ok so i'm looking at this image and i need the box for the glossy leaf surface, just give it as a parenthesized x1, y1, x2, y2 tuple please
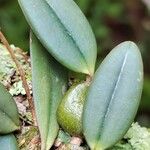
(0, 83, 20, 134)
(57, 82, 88, 136)
(0, 134, 19, 150)
(30, 33, 68, 150)
(83, 41, 143, 150)
(18, 0, 97, 75)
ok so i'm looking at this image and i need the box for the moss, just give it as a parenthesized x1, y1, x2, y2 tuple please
(111, 123, 150, 150)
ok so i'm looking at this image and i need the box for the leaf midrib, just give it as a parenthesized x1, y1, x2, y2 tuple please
(95, 51, 129, 149)
(44, 0, 89, 73)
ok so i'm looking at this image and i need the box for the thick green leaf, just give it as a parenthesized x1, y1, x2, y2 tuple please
(18, 0, 97, 75)
(83, 41, 143, 150)
(0, 134, 19, 150)
(0, 83, 20, 134)
(30, 33, 68, 150)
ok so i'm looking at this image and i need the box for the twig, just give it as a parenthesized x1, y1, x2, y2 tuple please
(0, 31, 36, 125)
